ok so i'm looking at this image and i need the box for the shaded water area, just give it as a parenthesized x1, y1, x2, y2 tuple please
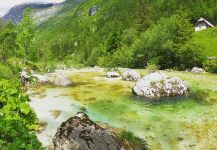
(28, 69, 217, 150)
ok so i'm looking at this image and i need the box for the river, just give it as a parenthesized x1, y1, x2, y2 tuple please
(28, 68, 217, 149)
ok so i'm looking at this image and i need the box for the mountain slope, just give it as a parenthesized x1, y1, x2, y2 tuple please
(191, 27, 217, 57)
(34, 0, 217, 66)
(3, 2, 62, 24)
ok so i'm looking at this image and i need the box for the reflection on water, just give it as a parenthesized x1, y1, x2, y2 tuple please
(29, 70, 217, 149)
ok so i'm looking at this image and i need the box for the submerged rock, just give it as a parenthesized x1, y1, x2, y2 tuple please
(53, 112, 125, 150)
(106, 71, 120, 78)
(191, 67, 205, 73)
(133, 72, 189, 99)
(122, 69, 141, 81)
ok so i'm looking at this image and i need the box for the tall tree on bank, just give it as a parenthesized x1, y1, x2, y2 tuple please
(135, 0, 152, 31)
(16, 8, 36, 61)
(0, 22, 18, 62)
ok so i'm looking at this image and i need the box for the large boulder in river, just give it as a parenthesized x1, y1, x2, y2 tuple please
(122, 69, 141, 81)
(133, 72, 189, 99)
(106, 71, 120, 78)
(53, 112, 125, 150)
(191, 67, 205, 73)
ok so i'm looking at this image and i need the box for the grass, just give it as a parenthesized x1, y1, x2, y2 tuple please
(191, 27, 217, 57)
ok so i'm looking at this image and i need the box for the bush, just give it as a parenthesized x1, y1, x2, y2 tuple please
(35, 61, 57, 73)
(0, 80, 42, 149)
(98, 48, 133, 68)
(0, 63, 14, 79)
(146, 58, 160, 72)
(203, 59, 217, 73)
(178, 43, 205, 70)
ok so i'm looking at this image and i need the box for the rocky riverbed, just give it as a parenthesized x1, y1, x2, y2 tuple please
(28, 68, 217, 149)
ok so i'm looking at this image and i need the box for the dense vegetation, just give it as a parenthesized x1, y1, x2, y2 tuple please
(34, 0, 217, 70)
(0, 10, 42, 149)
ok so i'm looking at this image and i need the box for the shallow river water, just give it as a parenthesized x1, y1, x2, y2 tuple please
(28, 69, 217, 150)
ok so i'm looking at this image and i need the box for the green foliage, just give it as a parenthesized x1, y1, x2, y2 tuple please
(98, 47, 133, 68)
(203, 59, 217, 73)
(106, 32, 121, 54)
(132, 14, 203, 69)
(146, 58, 160, 72)
(0, 15, 42, 148)
(0, 80, 42, 149)
(190, 27, 217, 57)
(33, 0, 217, 69)
(178, 43, 205, 69)
(0, 63, 14, 79)
(0, 22, 18, 62)
(16, 8, 36, 61)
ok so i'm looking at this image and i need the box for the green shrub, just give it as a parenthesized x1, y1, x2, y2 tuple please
(0, 63, 14, 79)
(0, 80, 42, 149)
(203, 59, 217, 73)
(146, 58, 160, 72)
(98, 48, 133, 68)
(35, 61, 57, 73)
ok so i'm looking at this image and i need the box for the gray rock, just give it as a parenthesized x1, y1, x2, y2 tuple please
(106, 71, 120, 78)
(32, 72, 72, 86)
(89, 6, 99, 16)
(133, 72, 189, 99)
(53, 112, 125, 150)
(191, 67, 205, 73)
(122, 69, 141, 81)
(31, 74, 50, 83)
(54, 73, 72, 86)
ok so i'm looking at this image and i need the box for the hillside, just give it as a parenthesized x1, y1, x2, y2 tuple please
(2, 3, 58, 24)
(31, 0, 217, 70)
(191, 27, 217, 57)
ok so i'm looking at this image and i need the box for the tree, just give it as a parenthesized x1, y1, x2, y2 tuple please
(16, 8, 36, 60)
(132, 14, 200, 69)
(106, 32, 121, 54)
(0, 22, 18, 62)
(135, 0, 152, 31)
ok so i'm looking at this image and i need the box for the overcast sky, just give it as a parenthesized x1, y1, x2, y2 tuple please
(0, 0, 65, 16)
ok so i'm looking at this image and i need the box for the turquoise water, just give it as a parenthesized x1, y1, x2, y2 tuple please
(29, 70, 217, 149)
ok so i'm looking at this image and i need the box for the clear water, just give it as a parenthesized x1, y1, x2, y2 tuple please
(28, 69, 217, 149)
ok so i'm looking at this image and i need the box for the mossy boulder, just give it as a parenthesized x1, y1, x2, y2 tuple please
(133, 72, 189, 99)
(53, 112, 125, 150)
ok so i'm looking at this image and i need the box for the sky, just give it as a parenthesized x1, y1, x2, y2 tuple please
(0, 0, 65, 16)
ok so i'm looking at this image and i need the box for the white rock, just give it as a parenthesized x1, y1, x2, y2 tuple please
(133, 72, 188, 99)
(32, 72, 72, 86)
(122, 69, 141, 81)
(191, 67, 204, 73)
(32, 74, 50, 83)
(106, 71, 120, 78)
(54, 73, 72, 86)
